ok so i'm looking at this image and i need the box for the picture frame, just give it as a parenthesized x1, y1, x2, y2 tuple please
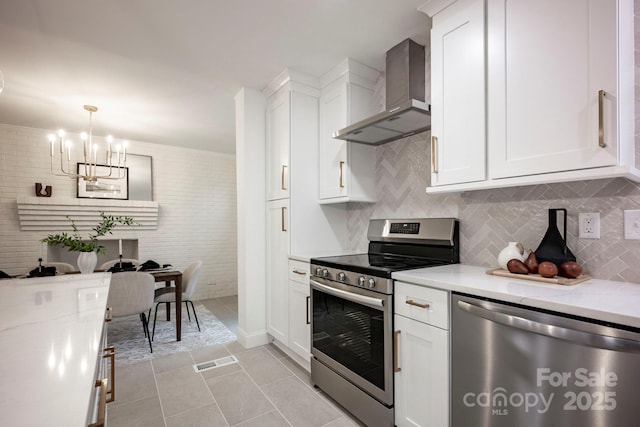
(77, 163, 129, 200)
(126, 154, 153, 201)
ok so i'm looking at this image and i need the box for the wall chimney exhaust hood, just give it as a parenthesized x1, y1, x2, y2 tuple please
(333, 38, 430, 146)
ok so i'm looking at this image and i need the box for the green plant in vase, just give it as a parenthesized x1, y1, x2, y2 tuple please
(42, 212, 136, 273)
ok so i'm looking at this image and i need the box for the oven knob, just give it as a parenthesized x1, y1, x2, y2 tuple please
(315, 267, 322, 276)
(367, 278, 376, 289)
(337, 272, 346, 282)
(322, 269, 329, 278)
(358, 276, 366, 287)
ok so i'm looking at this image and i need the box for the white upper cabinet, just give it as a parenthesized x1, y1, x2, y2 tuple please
(318, 59, 380, 203)
(266, 87, 290, 201)
(430, 0, 486, 186)
(422, 0, 637, 193)
(488, 0, 617, 178)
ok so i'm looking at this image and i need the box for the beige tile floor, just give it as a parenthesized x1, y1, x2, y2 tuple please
(106, 296, 363, 427)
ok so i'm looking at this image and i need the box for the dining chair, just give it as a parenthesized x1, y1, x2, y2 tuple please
(151, 260, 202, 340)
(106, 271, 155, 352)
(24, 262, 75, 275)
(99, 258, 141, 271)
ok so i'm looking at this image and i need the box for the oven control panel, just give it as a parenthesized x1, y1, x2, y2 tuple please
(311, 264, 393, 295)
(389, 222, 420, 234)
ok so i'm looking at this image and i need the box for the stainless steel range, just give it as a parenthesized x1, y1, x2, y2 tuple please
(310, 218, 459, 427)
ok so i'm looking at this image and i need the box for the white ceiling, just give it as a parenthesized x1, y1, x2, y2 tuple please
(0, 0, 429, 154)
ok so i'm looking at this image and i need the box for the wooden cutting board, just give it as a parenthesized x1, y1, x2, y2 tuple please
(486, 268, 592, 286)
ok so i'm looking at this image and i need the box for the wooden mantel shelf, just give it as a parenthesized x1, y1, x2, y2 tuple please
(17, 196, 159, 231)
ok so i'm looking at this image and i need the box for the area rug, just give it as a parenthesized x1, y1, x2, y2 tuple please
(108, 303, 236, 366)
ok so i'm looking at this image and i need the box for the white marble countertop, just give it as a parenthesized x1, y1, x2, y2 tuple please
(0, 273, 111, 426)
(392, 265, 640, 328)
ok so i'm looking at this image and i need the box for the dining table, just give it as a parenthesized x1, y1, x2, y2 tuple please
(148, 269, 183, 341)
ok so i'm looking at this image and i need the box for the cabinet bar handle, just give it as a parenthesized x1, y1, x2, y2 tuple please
(405, 299, 430, 309)
(292, 269, 307, 276)
(281, 207, 287, 232)
(89, 378, 108, 427)
(394, 330, 401, 373)
(306, 296, 311, 325)
(281, 165, 287, 190)
(598, 90, 606, 148)
(339, 161, 345, 188)
(103, 346, 115, 403)
(105, 307, 112, 322)
(431, 136, 438, 173)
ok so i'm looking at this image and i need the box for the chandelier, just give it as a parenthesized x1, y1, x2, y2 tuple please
(49, 105, 127, 182)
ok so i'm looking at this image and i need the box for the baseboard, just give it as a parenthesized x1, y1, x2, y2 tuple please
(236, 327, 270, 348)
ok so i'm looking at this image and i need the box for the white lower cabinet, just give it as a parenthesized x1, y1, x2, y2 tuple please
(394, 282, 449, 427)
(288, 259, 310, 361)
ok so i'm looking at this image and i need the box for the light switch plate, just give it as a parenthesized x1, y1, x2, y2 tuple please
(624, 210, 640, 240)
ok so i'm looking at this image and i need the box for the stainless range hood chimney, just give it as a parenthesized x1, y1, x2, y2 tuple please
(333, 38, 430, 146)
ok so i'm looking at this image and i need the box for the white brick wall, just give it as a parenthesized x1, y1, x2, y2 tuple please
(0, 124, 237, 300)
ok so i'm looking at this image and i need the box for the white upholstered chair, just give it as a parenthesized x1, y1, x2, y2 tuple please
(152, 260, 202, 340)
(107, 271, 156, 352)
(99, 258, 141, 271)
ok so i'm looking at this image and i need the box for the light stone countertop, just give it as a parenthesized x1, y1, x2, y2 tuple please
(392, 264, 640, 329)
(289, 250, 361, 264)
(0, 272, 111, 426)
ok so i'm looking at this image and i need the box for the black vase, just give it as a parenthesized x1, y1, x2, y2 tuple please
(534, 208, 576, 268)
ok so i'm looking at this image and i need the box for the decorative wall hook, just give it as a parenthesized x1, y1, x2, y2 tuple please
(35, 183, 52, 197)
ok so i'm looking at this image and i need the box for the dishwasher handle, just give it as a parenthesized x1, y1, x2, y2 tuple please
(457, 300, 640, 354)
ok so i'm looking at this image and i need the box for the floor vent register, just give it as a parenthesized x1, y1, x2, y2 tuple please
(193, 355, 239, 373)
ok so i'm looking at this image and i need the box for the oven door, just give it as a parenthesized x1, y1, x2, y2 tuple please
(310, 278, 393, 406)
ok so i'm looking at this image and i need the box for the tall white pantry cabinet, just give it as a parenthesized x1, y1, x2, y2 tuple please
(264, 69, 347, 362)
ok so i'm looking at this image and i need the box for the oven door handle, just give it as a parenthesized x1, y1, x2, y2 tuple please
(310, 279, 385, 309)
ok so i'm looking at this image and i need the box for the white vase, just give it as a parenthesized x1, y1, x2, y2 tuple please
(77, 251, 98, 274)
(497, 242, 524, 269)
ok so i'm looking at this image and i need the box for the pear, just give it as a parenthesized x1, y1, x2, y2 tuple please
(524, 250, 539, 274)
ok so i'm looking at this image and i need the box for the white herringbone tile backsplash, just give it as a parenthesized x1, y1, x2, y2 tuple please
(346, 132, 640, 284)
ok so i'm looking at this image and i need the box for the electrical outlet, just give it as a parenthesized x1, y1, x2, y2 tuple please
(624, 210, 640, 240)
(579, 212, 600, 239)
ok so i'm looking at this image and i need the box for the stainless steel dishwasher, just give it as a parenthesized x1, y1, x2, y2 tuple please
(451, 293, 640, 426)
